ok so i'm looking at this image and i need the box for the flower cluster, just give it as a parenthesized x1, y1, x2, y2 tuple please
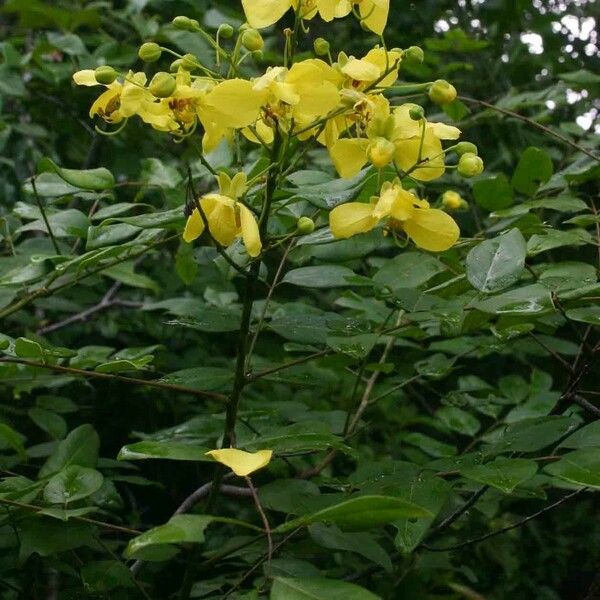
(73, 0, 483, 258)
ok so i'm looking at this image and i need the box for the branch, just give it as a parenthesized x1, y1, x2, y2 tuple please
(0, 357, 227, 401)
(421, 488, 585, 552)
(245, 476, 273, 575)
(458, 95, 600, 163)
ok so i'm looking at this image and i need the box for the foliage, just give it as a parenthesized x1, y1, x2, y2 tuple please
(0, 1, 599, 599)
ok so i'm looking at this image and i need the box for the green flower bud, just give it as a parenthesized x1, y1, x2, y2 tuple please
(218, 23, 234, 39)
(241, 28, 264, 52)
(138, 42, 161, 63)
(428, 79, 457, 105)
(94, 65, 117, 85)
(367, 137, 396, 169)
(172, 16, 192, 30)
(189, 19, 200, 30)
(149, 72, 176, 98)
(409, 105, 425, 121)
(251, 50, 263, 61)
(297, 217, 315, 234)
(170, 59, 183, 72)
(404, 46, 424, 64)
(181, 53, 198, 70)
(457, 153, 484, 178)
(314, 37, 330, 56)
(455, 141, 478, 156)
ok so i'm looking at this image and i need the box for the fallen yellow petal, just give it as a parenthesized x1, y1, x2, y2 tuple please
(206, 448, 273, 476)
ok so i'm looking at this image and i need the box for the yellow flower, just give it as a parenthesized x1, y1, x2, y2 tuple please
(205, 448, 273, 476)
(329, 101, 461, 181)
(329, 180, 460, 252)
(339, 47, 401, 90)
(183, 172, 262, 258)
(241, 0, 389, 34)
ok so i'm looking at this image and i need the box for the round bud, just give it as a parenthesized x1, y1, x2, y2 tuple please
(367, 137, 396, 169)
(457, 153, 484, 178)
(189, 19, 200, 30)
(297, 217, 315, 234)
(94, 65, 117, 85)
(442, 190, 465, 211)
(218, 23, 234, 39)
(172, 16, 192, 30)
(314, 37, 330, 56)
(409, 105, 425, 121)
(428, 79, 457, 105)
(455, 141, 478, 156)
(181, 53, 198, 70)
(404, 45, 424, 64)
(149, 72, 176, 98)
(251, 50, 263, 61)
(138, 42, 161, 63)
(170, 59, 183, 72)
(241, 28, 264, 52)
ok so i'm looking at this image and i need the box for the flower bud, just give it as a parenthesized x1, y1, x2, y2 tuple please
(442, 190, 466, 211)
(218, 23, 234, 39)
(149, 72, 176, 98)
(170, 59, 183, 72)
(94, 65, 117, 85)
(181, 53, 198, 70)
(409, 105, 425, 121)
(241, 28, 264, 52)
(138, 42, 161, 63)
(251, 50, 263, 61)
(314, 37, 330, 56)
(172, 16, 192, 30)
(455, 141, 478, 156)
(189, 19, 200, 30)
(458, 153, 484, 178)
(297, 217, 315, 234)
(428, 79, 457, 105)
(368, 137, 396, 169)
(404, 46, 424, 64)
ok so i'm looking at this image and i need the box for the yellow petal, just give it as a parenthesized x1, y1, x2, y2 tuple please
(206, 79, 266, 129)
(183, 209, 205, 243)
(359, 0, 389, 35)
(362, 47, 402, 88)
(202, 194, 238, 247)
(329, 138, 369, 178)
(73, 70, 99, 86)
(206, 448, 273, 476)
(329, 202, 378, 239)
(341, 57, 380, 82)
(402, 208, 460, 252)
(394, 134, 445, 181)
(238, 205, 262, 257)
(241, 0, 292, 28)
(318, 0, 352, 20)
(430, 122, 461, 140)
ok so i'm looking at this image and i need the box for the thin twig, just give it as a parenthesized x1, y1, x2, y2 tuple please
(246, 350, 332, 382)
(245, 476, 273, 575)
(458, 96, 600, 163)
(30, 175, 60, 255)
(421, 488, 586, 552)
(0, 357, 227, 401)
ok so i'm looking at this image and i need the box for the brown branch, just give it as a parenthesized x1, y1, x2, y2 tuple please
(0, 357, 227, 401)
(245, 476, 273, 575)
(246, 349, 332, 383)
(421, 488, 586, 552)
(458, 95, 600, 163)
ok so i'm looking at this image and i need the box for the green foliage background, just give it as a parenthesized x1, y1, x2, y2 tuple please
(0, 1, 599, 599)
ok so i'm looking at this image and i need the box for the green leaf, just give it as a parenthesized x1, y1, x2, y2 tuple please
(271, 576, 381, 600)
(40, 424, 100, 477)
(474, 284, 553, 315)
(461, 458, 538, 493)
(159, 367, 233, 391)
(276, 495, 430, 533)
(81, 561, 136, 592)
(283, 266, 357, 288)
(117, 442, 210, 462)
(18, 519, 95, 561)
(527, 229, 593, 256)
(38, 157, 114, 191)
(124, 514, 259, 558)
(0, 423, 26, 457)
(43, 466, 104, 504)
(565, 306, 600, 326)
(28, 407, 67, 440)
(559, 422, 600, 450)
(373, 252, 445, 291)
(545, 449, 600, 489)
(437, 406, 480, 436)
(492, 195, 588, 217)
(511, 147, 553, 196)
(473, 174, 514, 211)
(466, 229, 526, 293)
